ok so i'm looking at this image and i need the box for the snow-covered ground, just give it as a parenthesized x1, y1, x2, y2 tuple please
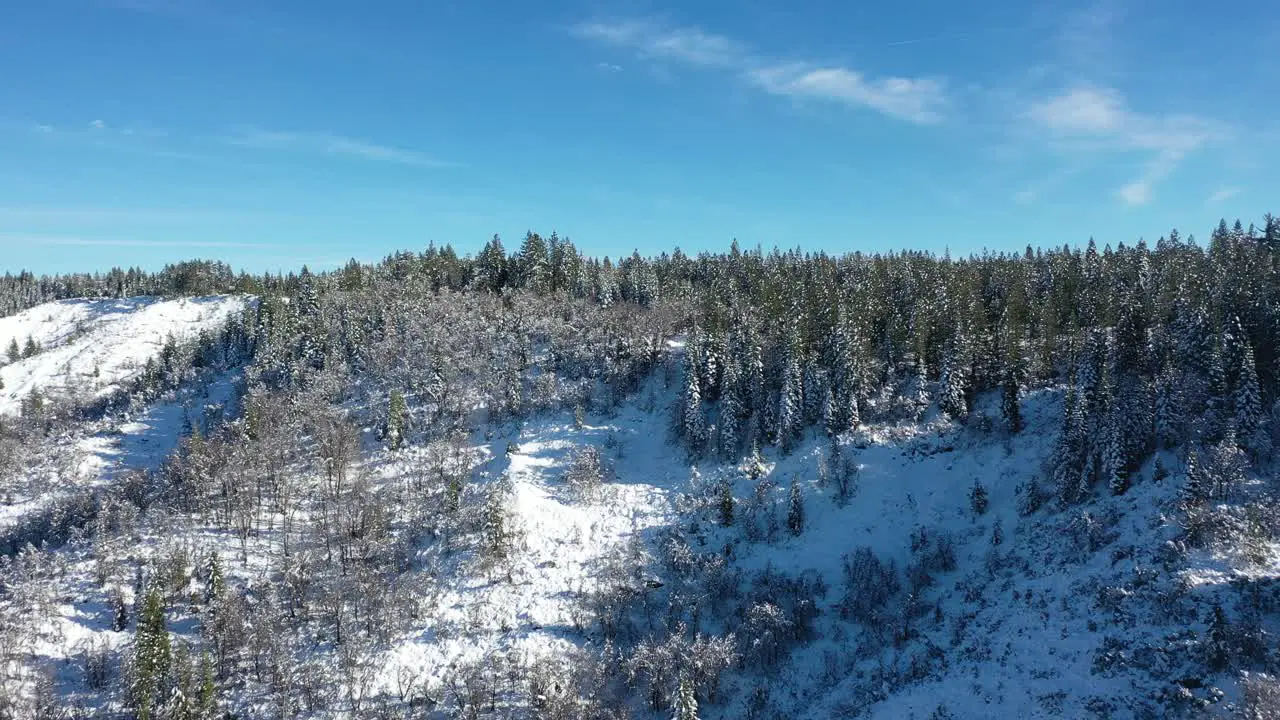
(382, 397, 686, 697)
(0, 296, 247, 416)
(0, 296, 248, 534)
(6, 324, 1276, 718)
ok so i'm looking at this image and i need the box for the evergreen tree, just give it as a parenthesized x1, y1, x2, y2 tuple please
(938, 344, 969, 421)
(5, 337, 18, 362)
(203, 552, 224, 604)
(474, 235, 509, 292)
(672, 676, 699, 720)
(198, 651, 217, 719)
(1205, 604, 1231, 671)
(777, 338, 804, 453)
(1182, 449, 1210, 506)
(718, 480, 735, 527)
(516, 231, 551, 292)
(386, 389, 408, 450)
(131, 584, 172, 720)
(1001, 363, 1023, 434)
(1234, 338, 1264, 454)
(22, 334, 38, 358)
(787, 478, 805, 536)
(682, 347, 707, 455)
(1103, 413, 1129, 496)
(969, 480, 988, 516)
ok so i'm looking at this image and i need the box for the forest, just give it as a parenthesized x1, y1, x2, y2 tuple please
(1, 214, 1279, 719)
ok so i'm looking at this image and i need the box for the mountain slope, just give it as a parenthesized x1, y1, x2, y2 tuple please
(0, 296, 247, 416)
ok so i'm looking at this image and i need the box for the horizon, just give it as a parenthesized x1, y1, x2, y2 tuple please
(1, 215, 1259, 279)
(3, 0, 1277, 274)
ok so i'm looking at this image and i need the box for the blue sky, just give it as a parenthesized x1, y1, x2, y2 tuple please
(1, 0, 1277, 274)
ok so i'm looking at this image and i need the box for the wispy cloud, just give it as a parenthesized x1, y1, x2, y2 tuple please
(1027, 85, 1220, 205)
(571, 18, 946, 125)
(0, 206, 278, 223)
(3, 233, 264, 248)
(227, 128, 451, 167)
(572, 20, 741, 67)
(1206, 186, 1240, 205)
(749, 64, 946, 124)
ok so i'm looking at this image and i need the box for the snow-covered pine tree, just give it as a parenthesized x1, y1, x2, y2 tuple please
(787, 479, 805, 536)
(1103, 412, 1129, 496)
(1154, 361, 1184, 449)
(682, 344, 707, 455)
(1205, 604, 1231, 671)
(938, 331, 969, 421)
(386, 390, 407, 450)
(969, 480, 988, 515)
(1181, 449, 1210, 506)
(718, 480, 735, 527)
(1001, 362, 1023, 435)
(131, 583, 173, 720)
(672, 676, 699, 720)
(1202, 342, 1229, 443)
(1233, 335, 1265, 455)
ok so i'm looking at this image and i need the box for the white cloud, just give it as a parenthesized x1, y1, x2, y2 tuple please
(1028, 85, 1222, 205)
(1028, 86, 1124, 133)
(227, 128, 450, 167)
(89, 119, 107, 130)
(572, 20, 741, 67)
(749, 64, 946, 124)
(572, 18, 946, 125)
(1116, 180, 1151, 206)
(1207, 186, 1240, 204)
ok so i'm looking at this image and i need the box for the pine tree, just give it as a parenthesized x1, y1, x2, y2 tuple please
(1202, 343, 1228, 443)
(672, 676, 699, 720)
(1234, 339, 1264, 454)
(386, 389, 407, 450)
(682, 348, 707, 454)
(203, 552, 224, 604)
(1181, 449, 1210, 506)
(1205, 604, 1231, 671)
(516, 231, 551, 292)
(1154, 362, 1184, 449)
(197, 651, 217, 719)
(938, 345, 969, 421)
(969, 480, 988, 515)
(132, 584, 173, 720)
(718, 480, 735, 527)
(1001, 364, 1022, 434)
(5, 337, 18, 362)
(787, 479, 805, 536)
(22, 335, 38, 358)
(777, 340, 804, 453)
(743, 441, 767, 480)
(1103, 413, 1129, 496)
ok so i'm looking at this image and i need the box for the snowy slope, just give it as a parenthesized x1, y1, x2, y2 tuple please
(8, 334, 1275, 718)
(381, 388, 687, 698)
(0, 296, 247, 415)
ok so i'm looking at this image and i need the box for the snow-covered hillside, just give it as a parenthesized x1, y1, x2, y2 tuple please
(0, 296, 247, 416)
(3, 317, 1277, 718)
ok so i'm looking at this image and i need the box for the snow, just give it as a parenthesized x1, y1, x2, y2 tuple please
(382, 389, 687, 696)
(0, 296, 247, 416)
(0, 296, 248, 533)
(6, 324, 1276, 718)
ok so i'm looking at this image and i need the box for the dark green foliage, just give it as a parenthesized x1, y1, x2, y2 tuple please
(787, 479, 805, 536)
(718, 480, 735, 527)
